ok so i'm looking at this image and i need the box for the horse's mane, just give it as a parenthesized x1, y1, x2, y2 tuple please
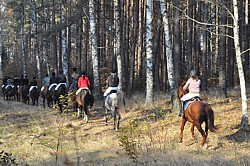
(177, 80, 188, 101)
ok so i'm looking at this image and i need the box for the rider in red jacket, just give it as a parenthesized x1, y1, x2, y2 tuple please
(76, 71, 91, 94)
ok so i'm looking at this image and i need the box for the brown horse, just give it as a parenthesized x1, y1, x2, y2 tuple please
(30, 86, 39, 106)
(40, 86, 49, 108)
(177, 81, 216, 147)
(75, 88, 94, 123)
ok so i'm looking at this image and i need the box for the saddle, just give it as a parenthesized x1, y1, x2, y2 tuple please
(184, 96, 202, 110)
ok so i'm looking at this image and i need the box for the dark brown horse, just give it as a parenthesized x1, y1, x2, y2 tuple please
(40, 86, 49, 108)
(177, 81, 216, 147)
(30, 86, 39, 106)
(21, 85, 29, 104)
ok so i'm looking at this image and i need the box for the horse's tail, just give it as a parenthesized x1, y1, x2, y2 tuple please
(206, 105, 216, 132)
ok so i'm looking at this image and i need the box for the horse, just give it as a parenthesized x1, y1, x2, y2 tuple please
(104, 90, 125, 131)
(177, 80, 216, 147)
(30, 86, 39, 106)
(67, 82, 78, 112)
(3, 85, 16, 100)
(75, 88, 94, 123)
(21, 85, 29, 104)
(47, 84, 57, 107)
(54, 83, 67, 113)
(40, 86, 49, 108)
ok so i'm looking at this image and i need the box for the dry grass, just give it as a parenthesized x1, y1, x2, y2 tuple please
(0, 90, 250, 166)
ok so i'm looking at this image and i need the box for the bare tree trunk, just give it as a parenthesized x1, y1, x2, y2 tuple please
(61, 2, 68, 84)
(218, 1, 227, 98)
(128, 0, 139, 96)
(20, 0, 27, 75)
(0, 7, 2, 85)
(145, 0, 153, 104)
(32, 0, 41, 80)
(173, 0, 181, 83)
(232, 0, 249, 127)
(89, 0, 102, 99)
(160, 0, 178, 113)
(114, 0, 124, 91)
(201, 1, 208, 92)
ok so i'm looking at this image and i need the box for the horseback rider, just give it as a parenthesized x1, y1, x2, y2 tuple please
(29, 77, 38, 94)
(23, 75, 29, 86)
(19, 75, 24, 86)
(3, 75, 8, 86)
(76, 71, 91, 95)
(103, 68, 119, 100)
(2, 75, 8, 89)
(58, 69, 66, 83)
(69, 67, 79, 91)
(41, 73, 50, 92)
(55, 69, 67, 90)
(5, 76, 14, 89)
(48, 72, 57, 91)
(179, 69, 201, 117)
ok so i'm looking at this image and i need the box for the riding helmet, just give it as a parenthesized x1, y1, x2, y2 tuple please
(111, 68, 117, 73)
(190, 70, 197, 77)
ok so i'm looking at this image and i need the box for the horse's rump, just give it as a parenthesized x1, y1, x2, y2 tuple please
(105, 90, 125, 112)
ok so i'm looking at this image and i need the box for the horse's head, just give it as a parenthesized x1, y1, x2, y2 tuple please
(177, 80, 188, 100)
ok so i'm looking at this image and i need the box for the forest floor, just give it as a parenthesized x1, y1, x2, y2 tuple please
(0, 88, 250, 166)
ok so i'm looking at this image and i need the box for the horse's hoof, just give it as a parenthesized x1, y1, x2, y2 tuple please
(202, 143, 208, 149)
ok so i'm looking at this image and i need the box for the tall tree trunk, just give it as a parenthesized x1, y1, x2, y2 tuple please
(128, 0, 139, 96)
(218, 1, 227, 98)
(20, 0, 27, 75)
(114, 0, 124, 91)
(0, 8, 2, 85)
(52, 0, 57, 73)
(173, 0, 181, 83)
(32, 0, 41, 80)
(61, 2, 68, 84)
(232, 0, 249, 127)
(42, 0, 50, 75)
(145, 0, 153, 104)
(160, 0, 178, 113)
(89, 0, 102, 99)
(201, 1, 208, 92)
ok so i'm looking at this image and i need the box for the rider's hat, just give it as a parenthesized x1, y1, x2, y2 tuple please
(111, 68, 117, 74)
(190, 70, 198, 77)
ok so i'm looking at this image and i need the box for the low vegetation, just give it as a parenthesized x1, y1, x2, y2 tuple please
(0, 90, 249, 166)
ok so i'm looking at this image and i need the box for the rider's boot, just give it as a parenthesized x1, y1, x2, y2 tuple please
(178, 100, 184, 117)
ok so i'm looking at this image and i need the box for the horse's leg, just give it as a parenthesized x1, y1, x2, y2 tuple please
(179, 118, 187, 143)
(117, 110, 121, 130)
(113, 110, 117, 130)
(190, 124, 195, 138)
(105, 108, 108, 125)
(194, 122, 207, 146)
(77, 106, 82, 117)
(83, 104, 88, 123)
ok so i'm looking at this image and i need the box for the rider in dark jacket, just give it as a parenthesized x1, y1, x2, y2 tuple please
(50, 72, 57, 84)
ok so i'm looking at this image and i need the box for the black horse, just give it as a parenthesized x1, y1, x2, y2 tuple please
(54, 83, 67, 113)
(30, 86, 39, 106)
(3, 85, 16, 100)
(75, 88, 94, 123)
(47, 84, 57, 107)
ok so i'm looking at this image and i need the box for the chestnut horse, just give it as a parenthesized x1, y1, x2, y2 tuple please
(177, 81, 216, 146)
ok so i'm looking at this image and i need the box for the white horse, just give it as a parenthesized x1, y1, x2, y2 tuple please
(104, 90, 125, 130)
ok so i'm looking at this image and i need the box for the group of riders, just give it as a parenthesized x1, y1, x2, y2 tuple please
(1, 67, 120, 106)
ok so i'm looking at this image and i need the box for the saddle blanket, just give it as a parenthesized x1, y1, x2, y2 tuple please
(76, 88, 89, 95)
(5, 85, 15, 89)
(184, 97, 202, 110)
(48, 83, 57, 91)
(55, 83, 67, 91)
(29, 86, 38, 92)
